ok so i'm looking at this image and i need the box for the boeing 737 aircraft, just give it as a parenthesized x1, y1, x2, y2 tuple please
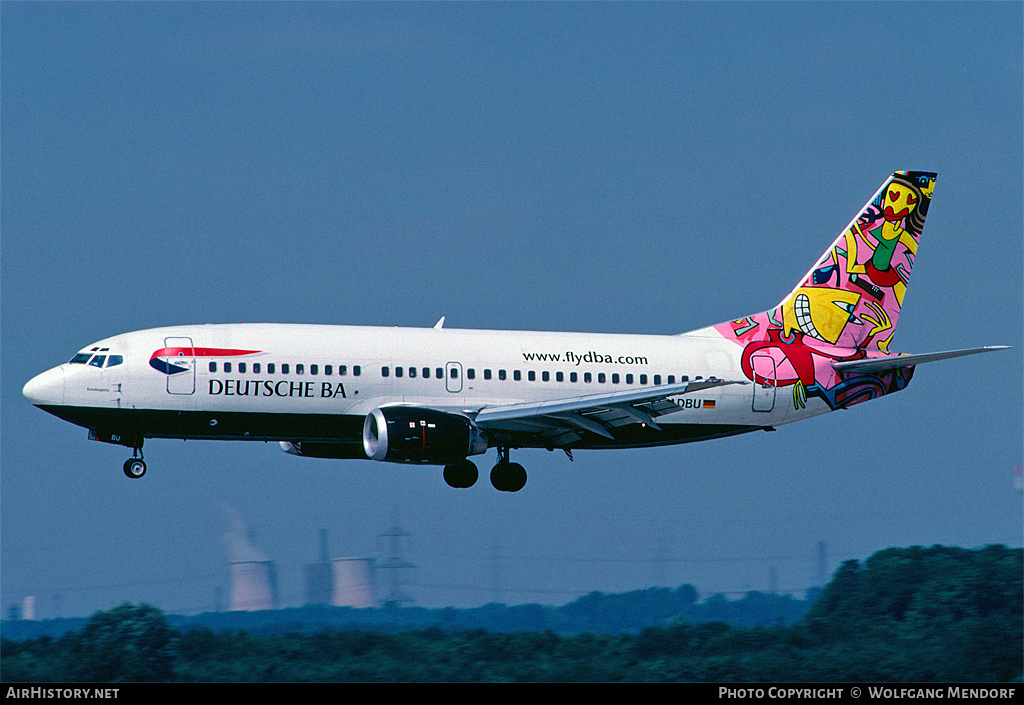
(24, 171, 1006, 491)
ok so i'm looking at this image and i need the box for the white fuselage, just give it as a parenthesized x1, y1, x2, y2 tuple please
(24, 322, 814, 451)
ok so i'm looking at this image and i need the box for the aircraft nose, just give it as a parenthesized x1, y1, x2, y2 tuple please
(23, 366, 65, 407)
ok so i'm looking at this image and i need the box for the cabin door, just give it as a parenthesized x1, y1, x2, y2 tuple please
(445, 362, 463, 393)
(750, 353, 777, 412)
(164, 336, 196, 395)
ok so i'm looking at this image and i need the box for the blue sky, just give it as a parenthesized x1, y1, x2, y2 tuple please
(2, 3, 1021, 617)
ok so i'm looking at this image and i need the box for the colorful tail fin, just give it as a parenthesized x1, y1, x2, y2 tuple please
(719, 171, 937, 353)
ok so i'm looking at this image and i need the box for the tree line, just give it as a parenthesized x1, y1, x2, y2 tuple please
(1, 545, 1019, 682)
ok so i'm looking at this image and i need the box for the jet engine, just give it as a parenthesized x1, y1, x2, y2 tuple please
(362, 407, 488, 464)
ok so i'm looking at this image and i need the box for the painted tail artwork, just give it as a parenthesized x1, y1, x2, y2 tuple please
(714, 171, 1006, 412)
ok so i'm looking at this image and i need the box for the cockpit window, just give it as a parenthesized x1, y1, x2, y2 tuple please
(72, 351, 123, 367)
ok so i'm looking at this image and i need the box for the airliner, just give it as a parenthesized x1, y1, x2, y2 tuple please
(23, 171, 1006, 491)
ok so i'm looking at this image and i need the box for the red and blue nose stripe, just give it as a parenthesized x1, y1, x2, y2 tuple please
(149, 347, 260, 375)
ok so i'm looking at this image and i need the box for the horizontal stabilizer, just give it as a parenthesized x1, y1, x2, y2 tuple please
(832, 346, 1010, 373)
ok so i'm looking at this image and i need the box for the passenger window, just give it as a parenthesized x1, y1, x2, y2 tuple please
(296, 364, 304, 375)
(681, 375, 689, 381)
(528, 371, 536, 381)
(570, 372, 577, 383)
(467, 369, 475, 380)
(339, 365, 347, 376)
(354, 366, 361, 376)
(612, 373, 620, 384)
(311, 364, 318, 375)
(225, 362, 232, 373)
(209, 361, 217, 373)
(106, 355, 123, 368)
(450, 368, 458, 379)
(435, 367, 443, 379)
(542, 371, 550, 382)
(498, 369, 506, 381)
(325, 365, 333, 375)
(556, 371, 564, 382)
(584, 372, 592, 383)
(239, 362, 247, 373)
(268, 363, 276, 374)
(253, 363, 261, 374)
(483, 369, 491, 380)
(89, 355, 106, 368)
(396, 367, 403, 378)
(409, 367, 416, 378)
(639, 374, 647, 385)
(423, 368, 430, 378)
(282, 364, 290, 374)
(598, 373, 606, 383)
(654, 374, 661, 385)
(70, 353, 92, 364)
(667, 375, 675, 384)
(382, 367, 390, 377)
(625, 374, 633, 384)
(513, 370, 521, 381)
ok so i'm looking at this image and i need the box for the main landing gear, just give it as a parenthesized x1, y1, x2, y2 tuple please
(489, 448, 527, 493)
(443, 459, 478, 489)
(443, 448, 527, 492)
(123, 445, 146, 479)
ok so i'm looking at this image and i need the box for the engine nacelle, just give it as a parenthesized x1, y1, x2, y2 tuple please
(362, 407, 488, 464)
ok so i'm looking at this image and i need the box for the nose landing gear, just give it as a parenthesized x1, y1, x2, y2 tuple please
(123, 446, 146, 479)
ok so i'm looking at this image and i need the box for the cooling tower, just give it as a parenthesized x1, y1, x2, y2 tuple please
(331, 558, 376, 608)
(229, 560, 278, 611)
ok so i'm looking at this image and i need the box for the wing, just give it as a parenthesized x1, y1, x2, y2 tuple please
(471, 378, 746, 448)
